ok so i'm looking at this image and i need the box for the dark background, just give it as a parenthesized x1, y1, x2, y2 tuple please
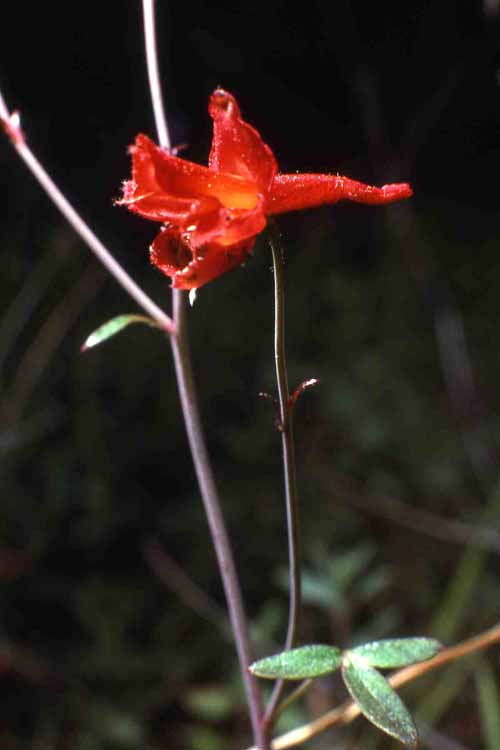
(2, 1, 500, 748)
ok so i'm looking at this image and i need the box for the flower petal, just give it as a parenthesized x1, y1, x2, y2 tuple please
(214, 200, 267, 248)
(120, 178, 221, 226)
(120, 134, 260, 216)
(267, 173, 412, 215)
(208, 89, 277, 193)
(150, 227, 255, 290)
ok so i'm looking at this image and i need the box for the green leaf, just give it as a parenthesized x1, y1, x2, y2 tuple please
(342, 652, 418, 747)
(249, 645, 342, 680)
(81, 314, 159, 351)
(352, 637, 441, 668)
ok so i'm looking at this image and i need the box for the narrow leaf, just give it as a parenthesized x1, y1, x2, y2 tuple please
(352, 638, 441, 668)
(342, 652, 418, 747)
(81, 314, 158, 351)
(249, 645, 342, 680)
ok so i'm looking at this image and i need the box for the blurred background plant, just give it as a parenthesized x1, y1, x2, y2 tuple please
(2, 1, 500, 748)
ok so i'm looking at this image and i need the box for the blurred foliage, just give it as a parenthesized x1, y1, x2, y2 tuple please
(2, 1, 500, 749)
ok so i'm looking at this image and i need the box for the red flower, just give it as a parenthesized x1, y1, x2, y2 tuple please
(119, 89, 412, 290)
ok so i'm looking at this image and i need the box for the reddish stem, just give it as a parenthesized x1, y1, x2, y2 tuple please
(141, 2, 269, 747)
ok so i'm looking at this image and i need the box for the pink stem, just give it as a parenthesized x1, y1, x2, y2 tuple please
(141, 2, 269, 747)
(0, 91, 174, 334)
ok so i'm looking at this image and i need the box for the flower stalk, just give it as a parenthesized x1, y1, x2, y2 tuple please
(169, 292, 268, 747)
(142, 2, 269, 747)
(264, 219, 302, 726)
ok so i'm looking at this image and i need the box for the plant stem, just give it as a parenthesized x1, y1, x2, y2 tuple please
(170, 292, 268, 748)
(0, 90, 174, 335)
(141, 2, 268, 746)
(264, 219, 302, 725)
(272, 680, 313, 721)
(142, 0, 171, 152)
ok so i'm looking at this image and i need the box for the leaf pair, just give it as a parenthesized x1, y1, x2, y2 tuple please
(250, 637, 441, 747)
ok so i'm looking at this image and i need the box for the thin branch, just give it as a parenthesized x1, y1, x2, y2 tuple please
(144, 538, 231, 640)
(264, 220, 302, 725)
(142, 0, 171, 151)
(170, 291, 268, 748)
(0, 89, 175, 335)
(331, 474, 500, 555)
(272, 680, 313, 721)
(141, 2, 268, 747)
